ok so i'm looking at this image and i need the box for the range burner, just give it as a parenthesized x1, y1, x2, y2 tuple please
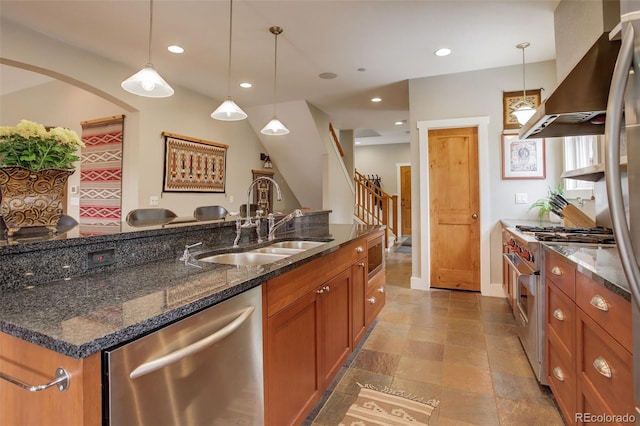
(515, 225, 615, 244)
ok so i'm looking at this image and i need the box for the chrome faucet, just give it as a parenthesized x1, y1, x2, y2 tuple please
(233, 177, 283, 248)
(244, 177, 282, 226)
(268, 209, 303, 241)
(179, 242, 203, 268)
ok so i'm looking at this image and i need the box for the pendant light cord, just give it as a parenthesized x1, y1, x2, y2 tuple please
(272, 32, 278, 115)
(521, 46, 527, 100)
(147, 0, 154, 65)
(226, 0, 234, 96)
(517, 42, 530, 104)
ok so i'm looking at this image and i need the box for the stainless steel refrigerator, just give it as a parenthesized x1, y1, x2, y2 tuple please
(605, 3, 640, 423)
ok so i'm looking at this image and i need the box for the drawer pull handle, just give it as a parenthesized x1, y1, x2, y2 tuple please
(553, 309, 565, 321)
(589, 295, 609, 312)
(552, 367, 565, 382)
(0, 367, 70, 392)
(593, 356, 612, 379)
(377, 287, 385, 294)
(368, 297, 376, 304)
(356, 246, 364, 253)
(324, 286, 330, 292)
(317, 288, 324, 294)
(551, 266, 562, 276)
(358, 262, 365, 268)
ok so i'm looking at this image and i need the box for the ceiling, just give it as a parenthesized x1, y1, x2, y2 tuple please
(0, 0, 559, 145)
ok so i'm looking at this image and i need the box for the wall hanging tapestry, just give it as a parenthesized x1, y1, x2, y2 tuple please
(162, 132, 228, 193)
(80, 115, 124, 236)
(339, 383, 439, 426)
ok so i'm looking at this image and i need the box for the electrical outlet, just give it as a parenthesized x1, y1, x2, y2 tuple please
(150, 196, 159, 206)
(88, 248, 115, 269)
(229, 195, 234, 203)
(515, 193, 528, 204)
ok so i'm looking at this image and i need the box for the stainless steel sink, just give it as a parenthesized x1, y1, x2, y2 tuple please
(252, 247, 305, 255)
(198, 252, 288, 265)
(197, 240, 330, 266)
(268, 241, 327, 250)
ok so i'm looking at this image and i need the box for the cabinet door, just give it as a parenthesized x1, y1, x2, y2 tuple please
(320, 269, 352, 387)
(351, 261, 367, 347)
(265, 291, 321, 426)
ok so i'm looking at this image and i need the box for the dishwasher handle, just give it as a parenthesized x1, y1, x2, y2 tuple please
(130, 306, 255, 380)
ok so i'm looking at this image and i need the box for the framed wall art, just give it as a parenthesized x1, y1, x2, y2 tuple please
(162, 132, 228, 193)
(501, 134, 546, 180)
(502, 89, 541, 130)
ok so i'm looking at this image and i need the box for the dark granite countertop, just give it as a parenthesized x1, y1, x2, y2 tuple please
(544, 244, 631, 301)
(0, 223, 383, 359)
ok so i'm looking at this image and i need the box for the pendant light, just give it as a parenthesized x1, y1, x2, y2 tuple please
(211, 0, 247, 121)
(512, 42, 536, 125)
(121, 0, 174, 98)
(261, 26, 289, 135)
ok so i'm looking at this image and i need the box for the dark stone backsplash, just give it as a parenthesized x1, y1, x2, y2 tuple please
(0, 211, 330, 291)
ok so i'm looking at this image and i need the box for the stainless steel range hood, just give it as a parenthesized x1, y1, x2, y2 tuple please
(519, 33, 621, 139)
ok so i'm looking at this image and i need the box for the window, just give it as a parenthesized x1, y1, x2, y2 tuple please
(562, 135, 602, 197)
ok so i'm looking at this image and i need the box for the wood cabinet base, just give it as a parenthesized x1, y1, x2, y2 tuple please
(0, 332, 101, 426)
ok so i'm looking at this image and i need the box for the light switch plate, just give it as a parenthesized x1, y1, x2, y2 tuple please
(150, 196, 159, 206)
(515, 193, 528, 204)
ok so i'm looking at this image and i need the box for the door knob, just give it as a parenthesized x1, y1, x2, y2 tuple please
(471, 213, 478, 219)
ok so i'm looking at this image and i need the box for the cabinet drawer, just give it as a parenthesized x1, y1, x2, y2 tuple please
(545, 251, 576, 300)
(575, 272, 632, 353)
(546, 280, 576, 356)
(547, 331, 576, 424)
(365, 273, 385, 325)
(266, 238, 366, 317)
(576, 309, 634, 416)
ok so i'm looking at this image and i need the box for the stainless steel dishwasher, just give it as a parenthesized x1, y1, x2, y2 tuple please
(105, 285, 263, 425)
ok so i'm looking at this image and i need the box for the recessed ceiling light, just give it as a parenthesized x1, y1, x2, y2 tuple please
(434, 48, 452, 57)
(239, 82, 252, 88)
(371, 97, 382, 103)
(168, 45, 184, 54)
(319, 72, 337, 79)
(394, 120, 405, 125)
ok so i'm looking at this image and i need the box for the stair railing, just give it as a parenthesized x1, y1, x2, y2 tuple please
(354, 170, 398, 245)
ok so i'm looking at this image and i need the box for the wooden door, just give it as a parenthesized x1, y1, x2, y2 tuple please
(400, 165, 412, 236)
(351, 261, 367, 347)
(320, 269, 352, 388)
(264, 290, 321, 426)
(428, 127, 480, 291)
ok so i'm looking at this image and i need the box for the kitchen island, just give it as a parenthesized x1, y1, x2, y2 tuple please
(0, 215, 386, 425)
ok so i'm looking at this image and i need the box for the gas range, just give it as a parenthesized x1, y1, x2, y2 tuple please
(514, 225, 616, 245)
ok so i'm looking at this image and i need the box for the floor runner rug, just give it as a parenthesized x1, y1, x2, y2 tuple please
(79, 115, 124, 236)
(340, 383, 439, 426)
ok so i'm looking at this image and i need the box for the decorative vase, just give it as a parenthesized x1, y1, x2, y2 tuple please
(0, 166, 74, 236)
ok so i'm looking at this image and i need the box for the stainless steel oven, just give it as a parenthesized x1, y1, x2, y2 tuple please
(502, 227, 545, 384)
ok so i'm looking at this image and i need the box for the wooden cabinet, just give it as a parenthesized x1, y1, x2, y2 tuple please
(546, 280, 576, 422)
(0, 332, 102, 426)
(264, 233, 385, 426)
(545, 249, 633, 426)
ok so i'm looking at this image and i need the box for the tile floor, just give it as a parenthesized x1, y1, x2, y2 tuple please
(306, 249, 565, 426)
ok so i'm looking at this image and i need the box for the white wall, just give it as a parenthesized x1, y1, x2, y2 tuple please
(354, 143, 411, 195)
(1, 20, 299, 220)
(408, 59, 561, 293)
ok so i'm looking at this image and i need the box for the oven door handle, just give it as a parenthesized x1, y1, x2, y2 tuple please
(503, 253, 536, 276)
